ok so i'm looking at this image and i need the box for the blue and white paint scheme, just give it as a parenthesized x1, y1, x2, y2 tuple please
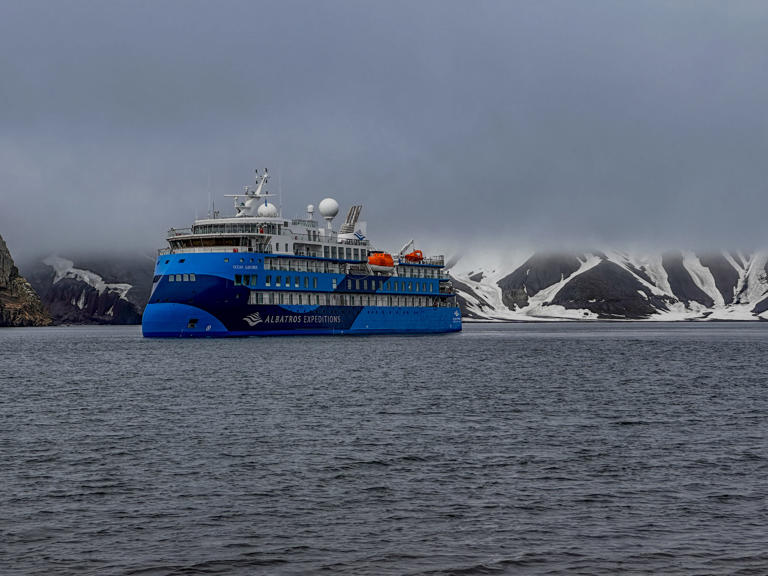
(142, 169, 461, 337)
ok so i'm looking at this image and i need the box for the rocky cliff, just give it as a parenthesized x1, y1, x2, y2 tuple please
(0, 235, 51, 327)
(22, 254, 154, 325)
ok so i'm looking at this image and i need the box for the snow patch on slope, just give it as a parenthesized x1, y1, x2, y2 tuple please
(682, 251, 724, 307)
(43, 256, 132, 301)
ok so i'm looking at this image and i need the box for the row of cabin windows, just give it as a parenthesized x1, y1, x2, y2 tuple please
(168, 274, 196, 282)
(234, 274, 259, 287)
(399, 266, 440, 279)
(263, 275, 433, 293)
(192, 223, 283, 235)
(322, 246, 366, 261)
(347, 278, 434, 293)
(265, 258, 342, 273)
(248, 291, 452, 307)
(262, 275, 319, 289)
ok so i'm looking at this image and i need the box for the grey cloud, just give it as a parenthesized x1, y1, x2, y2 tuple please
(1, 0, 767, 261)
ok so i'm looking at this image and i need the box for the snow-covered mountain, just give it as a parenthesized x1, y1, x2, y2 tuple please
(22, 254, 154, 324)
(451, 250, 768, 321)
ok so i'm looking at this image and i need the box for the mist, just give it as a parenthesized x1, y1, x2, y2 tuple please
(2, 0, 767, 262)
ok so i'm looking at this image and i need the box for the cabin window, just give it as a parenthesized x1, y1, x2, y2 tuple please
(276, 276, 281, 287)
(179, 259, 186, 263)
(304, 277, 309, 288)
(183, 274, 190, 282)
(190, 274, 196, 282)
(423, 283, 427, 292)
(168, 275, 175, 282)
(243, 274, 250, 285)
(250, 275, 257, 286)
(429, 283, 433, 292)
(408, 282, 413, 291)
(311, 277, 317, 289)
(332, 279, 337, 289)
(266, 275, 271, 286)
(234, 274, 242, 285)
(165, 260, 170, 264)
(224, 258, 229, 263)
(393, 282, 398, 292)
(345, 248, 351, 259)
(355, 280, 360, 290)
(295, 276, 300, 287)
(175, 274, 182, 282)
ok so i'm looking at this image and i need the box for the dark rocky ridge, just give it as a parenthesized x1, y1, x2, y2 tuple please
(0, 235, 51, 327)
(548, 261, 671, 319)
(497, 253, 582, 309)
(698, 252, 739, 304)
(661, 251, 715, 308)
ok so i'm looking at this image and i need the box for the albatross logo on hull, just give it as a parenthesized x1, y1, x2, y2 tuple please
(243, 312, 263, 326)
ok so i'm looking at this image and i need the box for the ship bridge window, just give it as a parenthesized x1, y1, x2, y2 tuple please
(250, 275, 257, 286)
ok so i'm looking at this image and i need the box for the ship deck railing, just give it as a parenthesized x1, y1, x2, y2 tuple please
(397, 255, 445, 267)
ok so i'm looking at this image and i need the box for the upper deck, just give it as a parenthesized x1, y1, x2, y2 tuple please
(159, 168, 447, 270)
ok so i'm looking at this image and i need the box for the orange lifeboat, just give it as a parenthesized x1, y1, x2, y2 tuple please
(404, 249, 423, 263)
(368, 252, 394, 268)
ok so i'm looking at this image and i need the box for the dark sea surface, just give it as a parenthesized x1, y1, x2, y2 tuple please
(2, 322, 768, 575)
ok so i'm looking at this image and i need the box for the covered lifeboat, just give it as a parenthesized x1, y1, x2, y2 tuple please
(368, 251, 395, 273)
(404, 249, 423, 263)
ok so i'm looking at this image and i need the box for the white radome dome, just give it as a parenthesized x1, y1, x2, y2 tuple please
(318, 197, 339, 219)
(257, 202, 279, 217)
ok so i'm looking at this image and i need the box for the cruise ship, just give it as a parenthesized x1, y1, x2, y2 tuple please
(141, 169, 461, 337)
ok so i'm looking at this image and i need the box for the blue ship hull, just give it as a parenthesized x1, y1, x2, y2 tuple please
(142, 252, 461, 337)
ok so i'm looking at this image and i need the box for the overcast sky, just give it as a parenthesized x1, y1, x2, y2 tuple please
(1, 0, 767, 261)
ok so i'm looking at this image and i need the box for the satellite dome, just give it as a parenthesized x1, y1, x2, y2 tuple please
(257, 202, 278, 217)
(318, 198, 339, 220)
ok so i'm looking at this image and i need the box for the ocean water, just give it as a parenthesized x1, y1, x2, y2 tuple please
(1, 322, 768, 575)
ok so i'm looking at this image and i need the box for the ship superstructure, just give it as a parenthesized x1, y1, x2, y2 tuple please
(142, 169, 461, 337)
